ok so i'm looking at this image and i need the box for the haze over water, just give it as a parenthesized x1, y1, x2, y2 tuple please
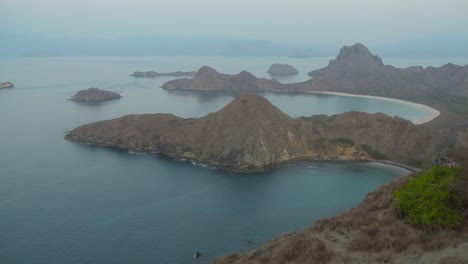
(0, 56, 435, 263)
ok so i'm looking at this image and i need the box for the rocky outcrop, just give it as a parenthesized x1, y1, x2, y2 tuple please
(65, 92, 455, 172)
(131, 71, 196, 78)
(162, 66, 284, 91)
(0, 82, 14, 89)
(267, 64, 299, 77)
(70, 88, 122, 103)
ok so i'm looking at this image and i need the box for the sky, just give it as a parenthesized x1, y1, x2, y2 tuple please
(1, 0, 468, 45)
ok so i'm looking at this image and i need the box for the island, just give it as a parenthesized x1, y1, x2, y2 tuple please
(162, 66, 283, 91)
(267, 63, 299, 77)
(65, 92, 466, 172)
(70, 88, 122, 103)
(131, 71, 196, 78)
(0, 82, 14, 89)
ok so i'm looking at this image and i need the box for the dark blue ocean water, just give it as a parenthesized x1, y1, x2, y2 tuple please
(0, 56, 420, 263)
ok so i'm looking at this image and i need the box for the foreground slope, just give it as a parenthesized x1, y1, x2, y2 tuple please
(213, 173, 468, 264)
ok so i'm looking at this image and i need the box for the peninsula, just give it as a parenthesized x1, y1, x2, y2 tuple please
(65, 92, 466, 172)
(70, 88, 122, 103)
(0, 82, 14, 89)
(131, 71, 196, 78)
(267, 63, 299, 77)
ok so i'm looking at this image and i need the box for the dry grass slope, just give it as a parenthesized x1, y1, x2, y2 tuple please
(214, 174, 468, 264)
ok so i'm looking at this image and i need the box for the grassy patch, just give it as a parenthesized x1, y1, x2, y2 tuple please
(359, 144, 387, 159)
(394, 166, 464, 229)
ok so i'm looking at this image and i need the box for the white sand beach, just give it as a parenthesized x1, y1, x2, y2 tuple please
(306, 91, 441, 125)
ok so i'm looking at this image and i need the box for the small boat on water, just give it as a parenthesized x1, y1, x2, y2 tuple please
(0, 82, 14, 89)
(193, 250, 202, 259)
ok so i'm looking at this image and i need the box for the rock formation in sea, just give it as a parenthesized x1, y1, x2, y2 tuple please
(162, 66, 284, 91)
(131, 71, 196, 78)
(267, 64, 299, 77)
(70, 88, 122, 103)
(0, 82, 14, 89)
(65, 92, 459, 172)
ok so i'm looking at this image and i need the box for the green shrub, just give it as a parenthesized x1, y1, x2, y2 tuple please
(394, 166, 463, 228)
(331, 137, 355, 146)
(359, 144, 387, 159)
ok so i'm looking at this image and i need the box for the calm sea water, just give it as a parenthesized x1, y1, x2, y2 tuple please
(0, 55, 452, 264)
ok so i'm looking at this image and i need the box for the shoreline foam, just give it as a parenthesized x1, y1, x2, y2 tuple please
(306, 91, 440, 125)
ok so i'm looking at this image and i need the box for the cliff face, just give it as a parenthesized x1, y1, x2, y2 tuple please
(70, 88, 122, 103)
(162, 66, 284, 92)
(65, 93, 453, 172)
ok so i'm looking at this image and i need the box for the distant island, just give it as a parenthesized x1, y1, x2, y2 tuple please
(162, 66, 283, 91)
(267, 64, 299, 77)
(0, 82, 14, 89)
(65, 92, 465, 172)
(70, 88, 122, 103)
(131, 71, 196, 78)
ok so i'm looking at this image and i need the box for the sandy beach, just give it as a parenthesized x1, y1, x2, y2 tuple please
(306, 91, 441, 125)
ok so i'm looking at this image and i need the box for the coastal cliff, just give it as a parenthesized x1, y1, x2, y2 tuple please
(70, 88, 122, 103)
(162, 66, 284, 91)
(0, 82, 14, 89)
(65, 92, 457, 172)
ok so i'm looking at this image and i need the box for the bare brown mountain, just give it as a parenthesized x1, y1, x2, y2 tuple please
(65, 92, 464, 172)
(162, 66, 284, 91)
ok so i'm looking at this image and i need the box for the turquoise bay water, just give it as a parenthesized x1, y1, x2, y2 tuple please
(0, 56, 433, 263)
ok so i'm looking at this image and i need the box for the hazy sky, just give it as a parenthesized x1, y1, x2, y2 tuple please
(1, 0, 467, 45)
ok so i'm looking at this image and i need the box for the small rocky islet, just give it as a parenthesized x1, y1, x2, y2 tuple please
(267, 63, 299, 77)
(70, 88, 122, 103)
(0, 82, 14, 89)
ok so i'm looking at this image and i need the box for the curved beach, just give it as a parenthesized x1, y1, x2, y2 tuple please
(306, 91, 440, 125)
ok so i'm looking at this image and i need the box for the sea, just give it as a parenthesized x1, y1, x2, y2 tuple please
(1, 55, 465, 263)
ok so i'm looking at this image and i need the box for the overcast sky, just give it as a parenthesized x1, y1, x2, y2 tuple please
(1, 0, 467, 45)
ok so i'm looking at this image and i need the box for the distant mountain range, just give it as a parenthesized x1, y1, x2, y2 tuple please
(0, 33, 467, 58)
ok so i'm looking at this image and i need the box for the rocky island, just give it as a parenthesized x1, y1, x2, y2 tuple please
(267, 63, 299, 77)
(131, 71, 196, 78)
(0, 82, 14, 89)
(70, 88, 122, 103)
(162, 66, 284, 91)
(65, 92, 465, 172)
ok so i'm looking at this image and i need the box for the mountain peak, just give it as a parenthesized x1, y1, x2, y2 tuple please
(332, 43, 384, 67)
